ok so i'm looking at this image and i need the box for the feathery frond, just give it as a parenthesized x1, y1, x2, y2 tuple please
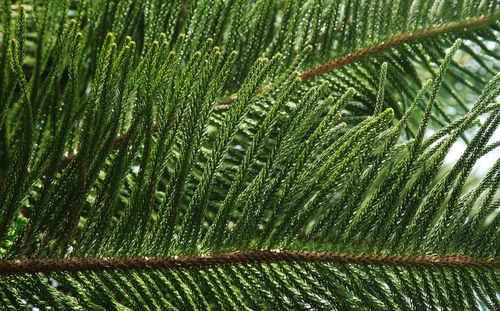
(0, 0, 499, 309)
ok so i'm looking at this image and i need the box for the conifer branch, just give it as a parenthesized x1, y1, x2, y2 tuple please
(218, 12, 500, 105)
(299, 13, 500, 81)
(1, 1, 500, 308)
(50, 12, 499, 172)
(1, 250, 498, 275)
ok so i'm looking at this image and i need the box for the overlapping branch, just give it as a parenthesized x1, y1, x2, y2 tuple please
(53, 12, 500, 169)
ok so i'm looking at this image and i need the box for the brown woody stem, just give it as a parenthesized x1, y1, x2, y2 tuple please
(217, 12, 500, 105)
(0, 250, 498, 275)
(300, 13, 499, 81)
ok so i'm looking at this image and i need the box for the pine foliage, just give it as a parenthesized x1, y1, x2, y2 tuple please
(0, 0, 499, 309)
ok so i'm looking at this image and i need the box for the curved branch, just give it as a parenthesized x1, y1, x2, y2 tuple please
(1, 250, 498, 275)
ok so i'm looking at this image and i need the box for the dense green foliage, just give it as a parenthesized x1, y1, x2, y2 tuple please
(0, 0, 499, 309)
